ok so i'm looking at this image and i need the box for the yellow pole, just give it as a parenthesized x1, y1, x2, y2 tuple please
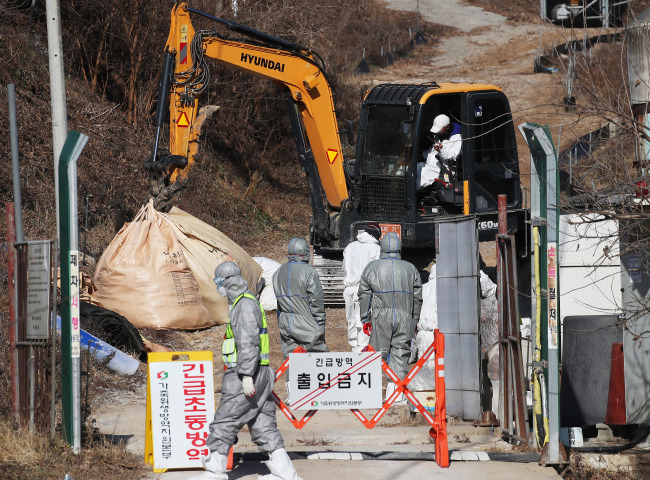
(533, 227, 549, 446)
(463, 180, 470, 215)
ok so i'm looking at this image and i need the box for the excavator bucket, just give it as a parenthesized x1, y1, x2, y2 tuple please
(146, 105, 220, 211)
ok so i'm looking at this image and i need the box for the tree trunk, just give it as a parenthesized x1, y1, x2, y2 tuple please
(91, 22, 110, 94)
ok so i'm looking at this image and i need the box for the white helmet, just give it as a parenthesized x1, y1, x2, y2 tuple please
(430, 114, 450, 134)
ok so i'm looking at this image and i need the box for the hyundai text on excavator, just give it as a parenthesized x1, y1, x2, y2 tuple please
(147, 3, 527, 301)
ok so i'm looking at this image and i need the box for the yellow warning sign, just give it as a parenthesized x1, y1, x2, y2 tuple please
(177, 112, 190, 127)
(326, 149, 338, 164)
(145, 351, 215, 473)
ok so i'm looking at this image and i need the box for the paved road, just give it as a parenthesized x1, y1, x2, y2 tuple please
(95, 395, 561, 480)
(152, 458, 561, 480)
(384, 0, 506, 32)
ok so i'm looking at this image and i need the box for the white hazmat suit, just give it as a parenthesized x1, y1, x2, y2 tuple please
(417, 115, 462, 189)
(342, 229, 381, 353)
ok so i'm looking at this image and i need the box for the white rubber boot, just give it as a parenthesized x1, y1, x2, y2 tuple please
(491, 380, 500, 417)
(258, 448, 303, 480)
(385, 381, 406, 405)
(187, 452, 229, 480)
(394, 391, 407, 406)
(385, 381, 395, 401)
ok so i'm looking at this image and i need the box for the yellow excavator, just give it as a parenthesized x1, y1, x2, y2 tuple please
(146, 2, 527, 300)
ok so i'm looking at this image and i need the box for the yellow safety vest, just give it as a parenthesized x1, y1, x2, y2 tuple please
(222, 293, 270, 368)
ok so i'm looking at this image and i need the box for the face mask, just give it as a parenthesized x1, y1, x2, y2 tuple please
(214, 276, 227, 297)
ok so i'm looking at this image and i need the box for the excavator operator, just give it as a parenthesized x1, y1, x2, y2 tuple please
(417, 114, 462, 206)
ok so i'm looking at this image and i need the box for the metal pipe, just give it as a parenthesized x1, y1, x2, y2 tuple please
(83, 194, 91, 265)
(503, 239, 514, 436)
(29, 345, 34, 433)
(537, 369, 549, 442)
(533, 227, 544, 446)
(8, 85, 24, 242)
(45, 0, 69, 241)
(70, 148, 82, 454)
(497, 196, 508, 428)
(152, 51, 175, 164)
(58, 131, 88, 453)
(6, 203, 20, 425)
(50, 242, 58, 437)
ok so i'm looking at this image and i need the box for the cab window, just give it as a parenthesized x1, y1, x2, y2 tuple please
(360, 105, 410, 176)
(472, 98, 516, 164)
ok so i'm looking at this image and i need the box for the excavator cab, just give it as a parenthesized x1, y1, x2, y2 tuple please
(334, 82, 523, 250)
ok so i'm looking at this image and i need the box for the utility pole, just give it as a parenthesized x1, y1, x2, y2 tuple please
(45, 0, 69, 240)
(9, 85, 24, 243)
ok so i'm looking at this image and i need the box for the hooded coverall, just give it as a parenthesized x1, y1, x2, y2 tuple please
(342, 231, 381, 353)
(272, 238, 328, 358)
(192, 262, 301, 480)
(206, 263, 284, 457)
(358, 232, 423, 381)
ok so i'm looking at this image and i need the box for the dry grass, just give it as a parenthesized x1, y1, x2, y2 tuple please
(0, 417, 148, 480)
(563, 454, 641, 480)
(0, 0, 436, 259)
(296, 435, 333, 446)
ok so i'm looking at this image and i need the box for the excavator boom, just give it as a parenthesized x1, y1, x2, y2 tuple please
(149, 2, 348, 210)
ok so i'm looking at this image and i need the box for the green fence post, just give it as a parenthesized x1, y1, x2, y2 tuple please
(57, 131, 88, 452)
(518, 122, 561, 463)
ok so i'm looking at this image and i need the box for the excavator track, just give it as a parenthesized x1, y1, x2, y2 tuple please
(312, 251, 345, 307)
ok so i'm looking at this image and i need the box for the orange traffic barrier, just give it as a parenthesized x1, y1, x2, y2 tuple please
(272, 329, 449, 468)
(227, 446, 234, 470)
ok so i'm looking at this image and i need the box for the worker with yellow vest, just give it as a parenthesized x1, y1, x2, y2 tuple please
(191, 261, 303, 480)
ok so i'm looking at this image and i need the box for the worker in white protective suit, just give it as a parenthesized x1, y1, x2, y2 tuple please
(479, 269, 499, 418)
(190, 261, 303, 480)
(359, 233, 423, 405)
(417, 114, 462, 190)
(342, 223, 381, 353)
(407, 265, 439, 393)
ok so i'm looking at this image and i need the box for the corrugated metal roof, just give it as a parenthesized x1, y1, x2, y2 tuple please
(626, 6, 650, 29)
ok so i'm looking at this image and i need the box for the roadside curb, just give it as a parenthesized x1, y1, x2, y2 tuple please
(231, 450, 542, 463)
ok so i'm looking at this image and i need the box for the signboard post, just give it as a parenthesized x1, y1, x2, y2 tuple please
(288, 352, 382, 410)
(146, 351, 216, 472)
(518, 122, 562, 463)
(58, 130, 88, 452)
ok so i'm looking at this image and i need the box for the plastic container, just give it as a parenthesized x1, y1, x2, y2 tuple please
(56, 316, 140, 375)
(560, 427, 584, 447)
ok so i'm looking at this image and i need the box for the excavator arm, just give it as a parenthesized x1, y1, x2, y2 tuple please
(147, 2, 349, 214)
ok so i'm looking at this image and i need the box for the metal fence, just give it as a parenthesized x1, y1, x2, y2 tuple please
(13, 240, 57, 433)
